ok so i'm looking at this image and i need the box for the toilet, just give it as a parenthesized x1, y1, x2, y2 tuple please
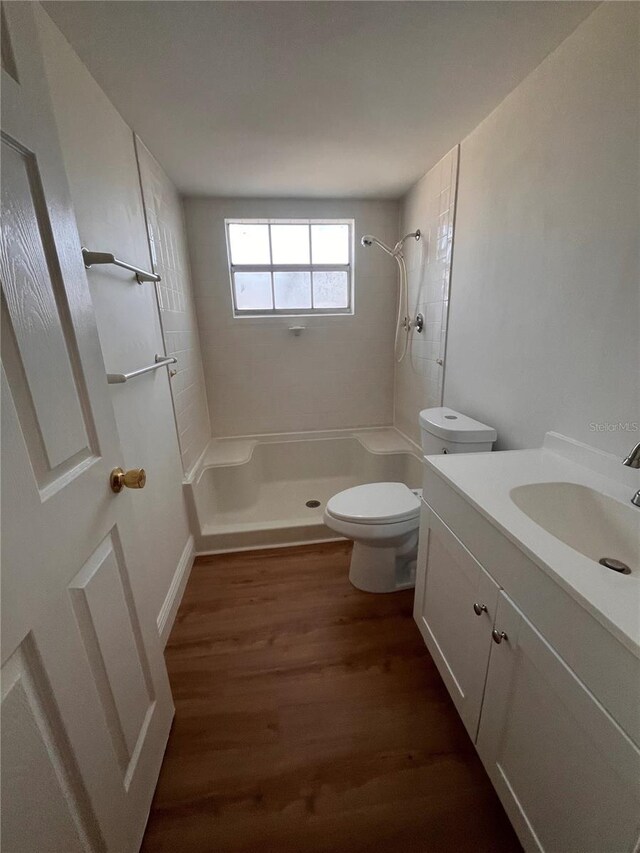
(323, 407, 497, 593)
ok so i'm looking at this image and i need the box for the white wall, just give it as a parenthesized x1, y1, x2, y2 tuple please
(395, 147, 459, 445)
(136, 140, 210, 477)
(444, 3, 639, 455)
(184, 198, 399, 436)
(37, 8, 193, 631)
(39, 0, 638, 476)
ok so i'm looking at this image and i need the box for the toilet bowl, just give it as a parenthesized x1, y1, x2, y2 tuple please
(324, 407, 497, 593)
(324, 482, 421, 593)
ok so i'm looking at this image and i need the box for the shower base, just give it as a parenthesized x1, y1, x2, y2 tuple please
(185, 428, 422, 553)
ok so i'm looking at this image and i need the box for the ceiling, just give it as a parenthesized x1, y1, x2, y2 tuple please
(44, 1, 597, 199)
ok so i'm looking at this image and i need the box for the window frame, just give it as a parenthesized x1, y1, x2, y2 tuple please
(225, 218, 355, 317)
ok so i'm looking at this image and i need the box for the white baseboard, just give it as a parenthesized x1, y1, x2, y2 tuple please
(157, 535, 194, 647)
(194, 535, 345, 556)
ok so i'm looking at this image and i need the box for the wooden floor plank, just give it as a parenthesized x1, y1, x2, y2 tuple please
(142, 541, 521, 852)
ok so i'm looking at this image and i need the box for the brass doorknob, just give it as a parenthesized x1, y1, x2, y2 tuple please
(110, 467, 146, 493)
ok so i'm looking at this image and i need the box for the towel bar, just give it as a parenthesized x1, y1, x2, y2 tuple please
(107, 354, 177, 384)
(82, 247, 160, 284)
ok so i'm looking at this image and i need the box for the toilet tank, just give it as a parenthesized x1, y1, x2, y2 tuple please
(419, 407, 497, 455)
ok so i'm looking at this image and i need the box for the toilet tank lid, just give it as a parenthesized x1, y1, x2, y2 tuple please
(419, 407, 497, 443)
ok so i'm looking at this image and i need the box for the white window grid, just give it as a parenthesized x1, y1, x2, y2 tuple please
(225, 218, 354, 317)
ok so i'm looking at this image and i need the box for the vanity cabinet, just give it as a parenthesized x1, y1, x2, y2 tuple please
(477, 590, 640, 853)
(415, 502, 640, 853)
(414, 506, 499, 738)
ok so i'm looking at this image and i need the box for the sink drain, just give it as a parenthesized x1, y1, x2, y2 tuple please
(599, 557, 631, 575)
(306, 499, 321, 508)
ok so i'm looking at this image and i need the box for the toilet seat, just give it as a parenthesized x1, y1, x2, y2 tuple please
(325, 482, 420, 525)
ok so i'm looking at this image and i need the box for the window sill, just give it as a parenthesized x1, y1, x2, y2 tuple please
(232, 312, 355, 320)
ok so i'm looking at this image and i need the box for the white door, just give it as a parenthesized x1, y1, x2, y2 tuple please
(477, 591, 640, 853)
(1, 5, 173, 852)
(414, 504, 500, 738)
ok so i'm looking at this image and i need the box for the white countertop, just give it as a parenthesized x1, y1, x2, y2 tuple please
(424, 433, 640, 657)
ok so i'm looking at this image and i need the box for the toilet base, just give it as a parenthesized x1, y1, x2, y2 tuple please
(348, 537, 418, 593)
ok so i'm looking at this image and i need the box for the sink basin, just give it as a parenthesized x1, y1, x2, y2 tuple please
(510, 482, 639, 572)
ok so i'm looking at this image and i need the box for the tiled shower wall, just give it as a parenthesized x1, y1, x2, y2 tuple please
(394, 147, 459, 445)
(136, 138, 210, 476)
(184, 198, 399, 437)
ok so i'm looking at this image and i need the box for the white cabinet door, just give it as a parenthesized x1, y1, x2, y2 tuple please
(414, 504, 500, 739)
(1, 5, 173, 851)
(477, 591, 640, 853)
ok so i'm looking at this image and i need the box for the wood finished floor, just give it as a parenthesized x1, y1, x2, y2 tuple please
(142, 542, 521, 853)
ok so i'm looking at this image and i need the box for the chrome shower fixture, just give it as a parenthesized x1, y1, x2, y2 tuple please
(360, 228, 421, 363)
(360, 230, 420, 258)
(360, 234, 396, 255)
(395, 229, 421, 255)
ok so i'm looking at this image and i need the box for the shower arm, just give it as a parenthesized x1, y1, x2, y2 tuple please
(392, 230, 421, 256)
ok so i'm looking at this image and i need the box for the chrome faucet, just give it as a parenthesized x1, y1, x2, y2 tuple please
(623, 441, 640, 468)
(622, 441, 640, 506)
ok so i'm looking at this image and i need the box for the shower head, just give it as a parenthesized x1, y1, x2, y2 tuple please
(361, 234, 396, 256)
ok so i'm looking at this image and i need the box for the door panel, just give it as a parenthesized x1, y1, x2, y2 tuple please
(1, 636, 104, 853)
(414, 504, 499, 738)
(68, 531, 155, 775)
(477, 592, 640, 853)
(0, 137, 94, 472)
(1, 5, 173, 850)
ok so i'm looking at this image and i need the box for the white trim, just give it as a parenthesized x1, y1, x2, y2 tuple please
(195, 535, 345, 557)
(157, 535, 195, 647)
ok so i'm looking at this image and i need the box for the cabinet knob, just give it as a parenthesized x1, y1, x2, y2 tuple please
(492, 629, 508, 644)
(473, 602, 488, 616)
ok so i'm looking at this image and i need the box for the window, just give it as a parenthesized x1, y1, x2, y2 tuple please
(225, 219, 353, 316)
